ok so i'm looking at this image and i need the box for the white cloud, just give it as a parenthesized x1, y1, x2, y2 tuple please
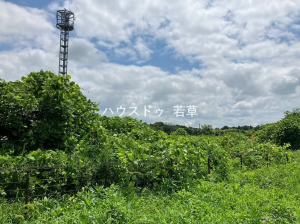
(113, 47, 137, 61)
(134, 37, 153, 63)
(0, 1, 54, 46)
(1, 0, 300, 127)
(0, 48, 57, 80)
(68, 38, 108, 66)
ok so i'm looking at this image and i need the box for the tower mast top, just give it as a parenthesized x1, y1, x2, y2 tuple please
(56, 9, 74, 31)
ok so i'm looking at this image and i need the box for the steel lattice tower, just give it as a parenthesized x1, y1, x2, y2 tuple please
(56, 9, 75, 76)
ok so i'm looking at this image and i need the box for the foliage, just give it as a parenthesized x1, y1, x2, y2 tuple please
(170, 128, 188, 136)
(200, 124, 214, 135)
(1, 160, 300, 223)
(272, 109, 300, 150)
(256, 109, 300, 150)
(0, 70, 99, 154)
(221, 132, 290, 170)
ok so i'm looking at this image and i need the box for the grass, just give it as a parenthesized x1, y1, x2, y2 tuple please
(1, 154, 300, 223)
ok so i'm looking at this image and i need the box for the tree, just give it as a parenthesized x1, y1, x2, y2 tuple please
(150, 122, 165, 131)
(0, 70, 99, 154)
(171, 128, 188, 136)
(201, 124, 213, 135)
(221, 125, 229, 130)
(272, 109, 300, 150)
(256, 109, 300, 150)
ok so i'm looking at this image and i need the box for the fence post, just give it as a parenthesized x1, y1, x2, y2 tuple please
(105, 163, 109, 188)
(207, 157, 210, 174)
(170, 159, 173, 178)
(240, 155, 243, 169)
(25, 169, 31, 217)
(286, 154, 289, 163)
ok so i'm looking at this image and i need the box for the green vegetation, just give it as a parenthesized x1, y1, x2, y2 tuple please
(1, 159, 300, 223)
(1, 71, 300, 223)
(256, 109, 300, 150)
(150, 121, 258, 136)
(0, 71, 99, 154)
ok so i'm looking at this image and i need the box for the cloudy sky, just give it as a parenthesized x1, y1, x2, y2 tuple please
(1, 0, 300, 128)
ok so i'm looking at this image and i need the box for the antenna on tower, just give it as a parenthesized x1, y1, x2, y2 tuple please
(56, 9, 75, 76)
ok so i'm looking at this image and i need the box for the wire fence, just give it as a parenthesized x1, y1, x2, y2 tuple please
(0, 151, 291, 205)
(0, 160, 164, 201)
(0, 164, 112, 201)
(0, 159, 198, 203)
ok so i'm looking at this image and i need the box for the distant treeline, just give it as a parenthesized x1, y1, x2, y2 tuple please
(149, 122, 261, 136)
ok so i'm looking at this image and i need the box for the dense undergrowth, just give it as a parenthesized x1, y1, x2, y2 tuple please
(1, 154, 300, 223)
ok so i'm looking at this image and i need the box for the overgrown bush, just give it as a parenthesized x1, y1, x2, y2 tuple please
(256, 109, 300, 150)
(0, 70, 99, 154)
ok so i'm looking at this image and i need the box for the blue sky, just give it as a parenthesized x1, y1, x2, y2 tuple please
(0, 0, 300, 128)
(102, 38, 202, 73)
(6, 0, 53, 9)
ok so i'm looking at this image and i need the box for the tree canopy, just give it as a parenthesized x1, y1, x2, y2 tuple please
(0, 70, 99, 154)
